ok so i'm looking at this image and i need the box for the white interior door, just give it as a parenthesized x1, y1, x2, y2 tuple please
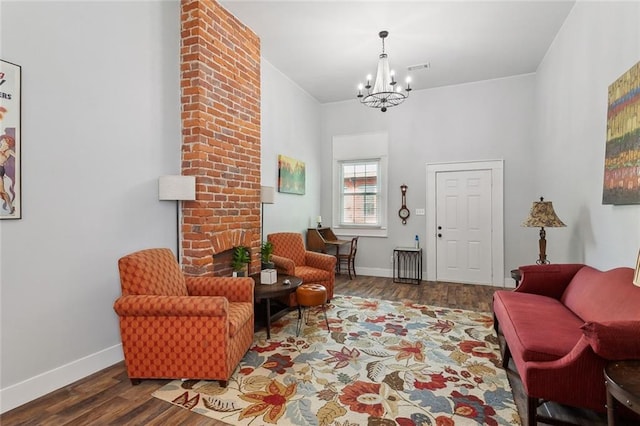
(435, 169, 493, 284)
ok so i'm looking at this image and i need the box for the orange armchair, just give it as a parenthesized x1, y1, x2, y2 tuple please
(268, 232, 336, 305)
(113, 248, 254, 387)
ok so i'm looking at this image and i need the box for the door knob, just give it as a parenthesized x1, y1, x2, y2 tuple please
(437, 233, 442, 238)
(437, 226, 442, 230)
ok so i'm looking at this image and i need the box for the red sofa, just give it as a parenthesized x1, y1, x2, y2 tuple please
(493, 264, 640, 426)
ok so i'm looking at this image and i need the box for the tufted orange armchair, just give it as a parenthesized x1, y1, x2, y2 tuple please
(268, 232, 336, 306)
(113, 248, 254, 387)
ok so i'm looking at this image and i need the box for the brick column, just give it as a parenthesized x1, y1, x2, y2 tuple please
(180, 0, 261, 276)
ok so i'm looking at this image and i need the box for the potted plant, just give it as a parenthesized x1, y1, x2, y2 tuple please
(261, 241, 275, 270)
(231, 246, 251, 277)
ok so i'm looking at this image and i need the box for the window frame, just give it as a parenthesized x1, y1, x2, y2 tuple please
(332, 132, 388, 238)
(338, 159, 382, 227)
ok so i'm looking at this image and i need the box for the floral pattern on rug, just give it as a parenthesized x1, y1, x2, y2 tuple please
(153, 295, 520, 426)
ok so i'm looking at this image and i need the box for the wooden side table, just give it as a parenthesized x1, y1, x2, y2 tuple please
(604, 360, 640, 426)
(510, 268, 521, 286)
(252, 273, 302, 339)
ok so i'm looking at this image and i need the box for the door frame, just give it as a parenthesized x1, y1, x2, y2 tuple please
(426, 160, 504, 286)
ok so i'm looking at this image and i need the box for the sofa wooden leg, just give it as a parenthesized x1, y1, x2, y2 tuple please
(130, 379, 142, 385)
(502, 344, 511, 369)
(218, 380, 228, 388)
(527, 395, 538, 426)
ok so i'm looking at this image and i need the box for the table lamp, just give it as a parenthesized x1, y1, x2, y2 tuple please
(261, 186, 275, 243)
(522, 196, 566, 264)
(159, 175, 196, 259)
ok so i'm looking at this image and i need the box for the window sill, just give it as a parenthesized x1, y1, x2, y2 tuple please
(333, 227, 387, 238)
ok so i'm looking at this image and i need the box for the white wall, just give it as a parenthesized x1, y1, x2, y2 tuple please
(534, 1, 640, 269)
(2, 0, 638, 414)
(321, 74, 538, 279)
(0, 1, 181, 412)
(261, 60, 322, 236)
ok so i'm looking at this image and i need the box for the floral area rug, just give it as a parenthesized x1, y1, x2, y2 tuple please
(152, 295, 520, 426)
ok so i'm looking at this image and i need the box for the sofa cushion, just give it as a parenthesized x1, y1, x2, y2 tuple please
(227, 302, 253, 337)
(562, 267, 639, 323)
(581, 320, 640, 360)
(494, 290, 584, 362)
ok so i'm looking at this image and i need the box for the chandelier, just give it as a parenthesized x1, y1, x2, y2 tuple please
(357, 31, 412, 112)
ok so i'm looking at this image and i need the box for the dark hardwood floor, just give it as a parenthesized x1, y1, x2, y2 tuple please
(0, 274, 614, 425)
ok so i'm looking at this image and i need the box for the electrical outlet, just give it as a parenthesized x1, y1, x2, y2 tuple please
(415, 208, 425, 216)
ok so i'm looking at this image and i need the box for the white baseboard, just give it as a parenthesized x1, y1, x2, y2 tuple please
(0, 344, 124, 414)
(504, 275, 517, 289)
(342, 268, 516, 288)
(352, 266, 393, 278)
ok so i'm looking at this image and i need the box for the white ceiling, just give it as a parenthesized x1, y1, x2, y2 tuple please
(219, 0, 576, 104)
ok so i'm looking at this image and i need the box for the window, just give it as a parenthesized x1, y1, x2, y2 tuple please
(332, 132, 388, 237)
(340, 160, 380, 226)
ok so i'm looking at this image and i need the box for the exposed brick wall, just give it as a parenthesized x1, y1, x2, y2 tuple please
(180, 0, 261, 276)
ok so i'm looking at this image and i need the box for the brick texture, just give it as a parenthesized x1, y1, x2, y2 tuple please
(180, 0, 261, 276)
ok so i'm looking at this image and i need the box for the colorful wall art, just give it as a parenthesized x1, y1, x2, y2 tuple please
(602, 60, 640, 205)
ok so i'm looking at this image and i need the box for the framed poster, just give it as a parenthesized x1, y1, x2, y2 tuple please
(0, 59, 21, 219)
(602, 60, 640, 205)
(277, 154, 305, 195)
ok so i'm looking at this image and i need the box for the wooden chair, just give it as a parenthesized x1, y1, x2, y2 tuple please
(337, 236, 358, 279)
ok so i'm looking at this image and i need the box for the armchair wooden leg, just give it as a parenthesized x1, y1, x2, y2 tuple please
(218, 380, 228, 388)
(502, 344, 511, 369)
(527, 396, 538, 426)
(130, 379, 142, 386)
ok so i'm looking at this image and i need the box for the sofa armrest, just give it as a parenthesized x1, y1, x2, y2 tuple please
(272, 254, 296, 276)
(515, 264, 585, 299)
(581, 321, 640, 360)
(523, 334, 609, 409)
(185, 276, 254, 302)
(305, 251, 336, 272)
(113, 295, 228, 317)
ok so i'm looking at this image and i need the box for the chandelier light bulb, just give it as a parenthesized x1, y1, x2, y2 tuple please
(355, 31, 412, 112)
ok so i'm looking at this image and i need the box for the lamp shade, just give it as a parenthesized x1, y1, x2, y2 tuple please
(261, 186, 275, 204)
(158, 175, 196, 201)
(522, 197, 565, 228)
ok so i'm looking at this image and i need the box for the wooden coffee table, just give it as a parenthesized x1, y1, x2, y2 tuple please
(252, 273, 302, 339)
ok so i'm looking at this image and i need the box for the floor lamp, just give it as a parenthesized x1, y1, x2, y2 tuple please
(522, 196, 566, 264)
(261, 186, 275, 243)
(159, 175, 196, 261)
